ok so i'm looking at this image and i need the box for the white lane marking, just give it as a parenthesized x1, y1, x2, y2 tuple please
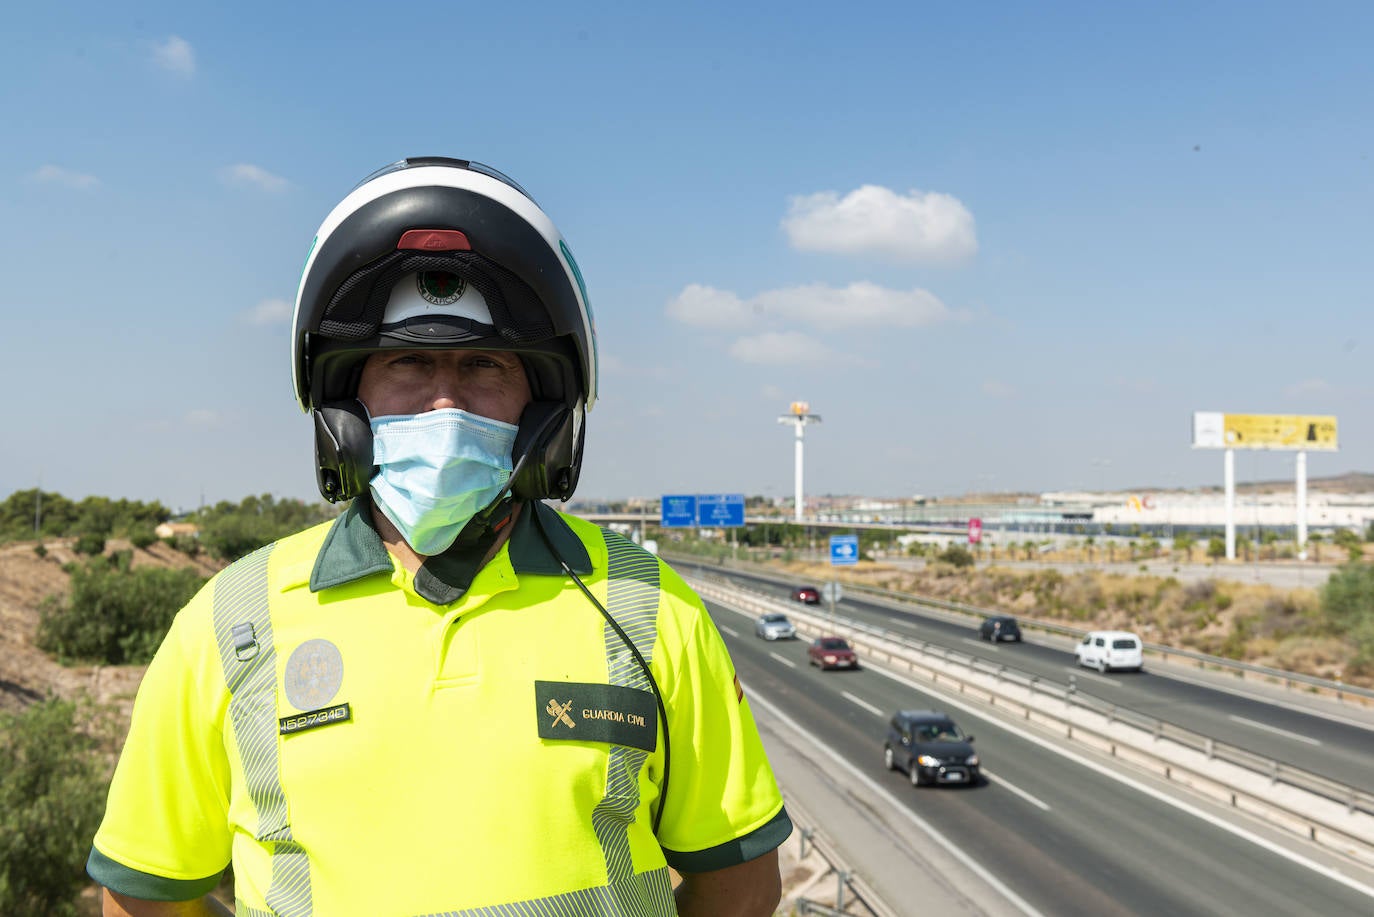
(1159, 668, 1374, 732)
(962, 638, 997, 650)
(719, 625, 740, 638)
(748, 692, 1048, 917)
(864, 659, 1374, 903)
(842, 690, 885, 717)
(982, 770, 1051, 811)
(1229, 715, 1323, 746)
(1066, 666, 1123, 685)
(770, 652, 798, 669)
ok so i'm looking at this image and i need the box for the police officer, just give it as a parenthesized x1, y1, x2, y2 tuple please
(88, 158, 792, 916)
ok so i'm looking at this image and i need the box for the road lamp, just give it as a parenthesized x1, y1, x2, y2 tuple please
(777, 401, 821, 524)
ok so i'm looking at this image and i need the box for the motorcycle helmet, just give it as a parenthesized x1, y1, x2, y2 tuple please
(291, 157, 596, 504)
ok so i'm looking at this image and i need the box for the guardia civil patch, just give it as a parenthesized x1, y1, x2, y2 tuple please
(417, 270, 466, 305)
(535, 680, 657, 752)
(284, 638, 344, 711)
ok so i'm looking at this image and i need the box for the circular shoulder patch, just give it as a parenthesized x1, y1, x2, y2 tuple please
(417, 270, 466, 305)
(284, 639, 344, 711)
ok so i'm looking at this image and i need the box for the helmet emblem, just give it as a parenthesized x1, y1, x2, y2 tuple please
(416, 270, 466, 306)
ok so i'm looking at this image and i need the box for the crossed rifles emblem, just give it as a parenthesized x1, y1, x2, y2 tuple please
(546, 698, 576, 730)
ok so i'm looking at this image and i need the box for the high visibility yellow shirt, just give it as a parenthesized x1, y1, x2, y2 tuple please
(88, 501, 791, 916)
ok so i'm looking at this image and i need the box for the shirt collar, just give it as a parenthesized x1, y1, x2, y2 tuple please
(310, 498, 591, 604)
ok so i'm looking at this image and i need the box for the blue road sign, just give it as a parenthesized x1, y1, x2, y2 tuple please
(829, 534, 859, 566)
(660, 494, 698, 528)
(697, 493, 746, 528)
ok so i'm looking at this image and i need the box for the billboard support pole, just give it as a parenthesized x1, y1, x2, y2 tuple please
(1296, 451, 1308, 560)
(1224, 449, 1236, 561)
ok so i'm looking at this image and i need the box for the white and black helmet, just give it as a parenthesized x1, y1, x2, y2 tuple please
(292, 157, 596, 503)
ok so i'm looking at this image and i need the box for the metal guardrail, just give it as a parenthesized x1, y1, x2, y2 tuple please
(688, 573, 1374, 864)
(783, 794, 898, 917)
(667, 553, 1374, 705)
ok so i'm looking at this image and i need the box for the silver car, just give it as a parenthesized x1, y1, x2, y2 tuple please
(754, 612, 797, 641)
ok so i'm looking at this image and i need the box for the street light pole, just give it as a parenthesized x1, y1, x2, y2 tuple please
(777, 401, 822, 524)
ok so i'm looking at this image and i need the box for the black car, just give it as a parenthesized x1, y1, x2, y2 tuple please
(978, 614, 1022, 642)
(883, 710, 980, 787)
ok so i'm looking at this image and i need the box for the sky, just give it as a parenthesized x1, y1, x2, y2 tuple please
(2, 2, 1372, 512)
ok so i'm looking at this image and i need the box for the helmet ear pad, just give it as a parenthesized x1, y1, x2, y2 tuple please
(313, 399, 374, 503)
(511, 400, 583, 502)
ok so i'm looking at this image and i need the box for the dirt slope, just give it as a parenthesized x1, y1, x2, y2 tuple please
(0, 538, 223, 719)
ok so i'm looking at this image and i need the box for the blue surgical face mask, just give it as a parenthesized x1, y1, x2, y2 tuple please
(368, 408, 519, 555)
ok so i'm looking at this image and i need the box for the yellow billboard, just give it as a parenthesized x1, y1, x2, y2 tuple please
(1222, 414, 1338, 451)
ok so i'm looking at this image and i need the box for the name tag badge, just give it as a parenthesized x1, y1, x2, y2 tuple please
(535, 681, 657, 752)
(279, 702, 352, 735)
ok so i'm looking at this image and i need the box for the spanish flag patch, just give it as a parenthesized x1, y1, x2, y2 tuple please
(734, 674, 744, 702)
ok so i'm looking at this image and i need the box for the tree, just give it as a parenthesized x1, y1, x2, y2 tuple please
(37, 559, 206, 665)
(0, 698, 111, 917)
(1333, 528, 1363, 563)
(1320, 562, 1374, 674)
(938, 544, 975, 568)
(1172, 532, 1196, 560)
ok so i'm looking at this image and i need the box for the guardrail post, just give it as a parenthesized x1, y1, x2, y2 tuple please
(1269, 760, 1279, 785)
(835, 871, 849, 910)
(1205, 738, 1214, 760)
(800, 827, 813, 858)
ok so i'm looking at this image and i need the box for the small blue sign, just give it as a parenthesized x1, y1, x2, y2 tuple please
(660, 494, 698, 528)
(697, 493, 746, 528)
(830, 534, 859, 566)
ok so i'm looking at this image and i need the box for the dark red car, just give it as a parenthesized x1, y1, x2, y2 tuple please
(808, 636, 858, 670)
(791, 585, 821, 604)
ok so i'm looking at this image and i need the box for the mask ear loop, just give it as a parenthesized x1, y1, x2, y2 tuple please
(531, 506, 671, 837)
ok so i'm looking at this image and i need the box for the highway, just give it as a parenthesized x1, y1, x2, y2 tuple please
(708, 597, 1374, 916)
(683, 561, 1374, 795)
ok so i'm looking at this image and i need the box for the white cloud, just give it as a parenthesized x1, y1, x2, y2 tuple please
(729, 331, 833, 365)
(185, 409, 219, 427)
(667, 281, 965, 333)
(243, 298, 292, 326)
(221, 163, 289, 193)
(1284, 378, 1332, 398)
(153, 35, 196, 77)
(753, 282, 963, 330)
(782, 184, 978, 264)
(664, 284, 755, 330)
(29, 164, 98, 189)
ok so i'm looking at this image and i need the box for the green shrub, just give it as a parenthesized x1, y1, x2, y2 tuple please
(72, 532, 105, 556)
(170, 534, 200, 557)
(938, 545, 975, 568)
(37, 559, 206, 665)
(129, 526, 157, 549)
(1320, 562, 1374, 671)
(32, 544, 46, 559)
(0, 698, 110, 917)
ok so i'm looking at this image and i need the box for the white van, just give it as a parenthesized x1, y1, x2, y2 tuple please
(1075, 630, 1144, 673)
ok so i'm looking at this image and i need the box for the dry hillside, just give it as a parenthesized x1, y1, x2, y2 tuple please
(0, 538, 224, 720)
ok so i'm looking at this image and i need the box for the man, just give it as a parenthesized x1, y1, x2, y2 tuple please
(87, 158, 792, 916)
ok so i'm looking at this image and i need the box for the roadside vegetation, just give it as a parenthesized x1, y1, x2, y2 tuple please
(0, 698, 113, 917)
(2, 490, 341, 914)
